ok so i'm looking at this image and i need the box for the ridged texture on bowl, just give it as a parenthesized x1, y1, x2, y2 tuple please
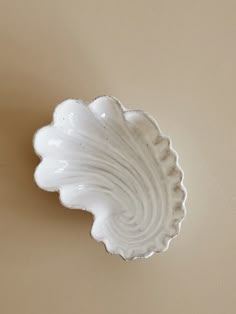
(34, 96, 186, 260)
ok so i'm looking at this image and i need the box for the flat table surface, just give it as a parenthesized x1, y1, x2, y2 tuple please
(0, 1, 235, 314)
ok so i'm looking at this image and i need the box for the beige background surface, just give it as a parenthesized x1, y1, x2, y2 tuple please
(0, 1, 235, 313)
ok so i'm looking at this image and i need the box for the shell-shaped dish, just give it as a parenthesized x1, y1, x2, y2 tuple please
(33, 96, 186, 260)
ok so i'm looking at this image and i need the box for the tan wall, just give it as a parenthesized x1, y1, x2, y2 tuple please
(0, 1, 235, 313)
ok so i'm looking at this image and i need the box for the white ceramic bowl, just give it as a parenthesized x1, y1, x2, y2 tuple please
(33, 96, 186, 260)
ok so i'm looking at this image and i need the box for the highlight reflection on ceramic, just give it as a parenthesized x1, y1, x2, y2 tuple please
(33, 96, 186, 260)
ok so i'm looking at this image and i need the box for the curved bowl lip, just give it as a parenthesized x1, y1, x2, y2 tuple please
(33, 95, 187, 260)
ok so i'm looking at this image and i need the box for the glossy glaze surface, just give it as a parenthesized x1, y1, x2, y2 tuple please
(34, 96, 186, 259)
